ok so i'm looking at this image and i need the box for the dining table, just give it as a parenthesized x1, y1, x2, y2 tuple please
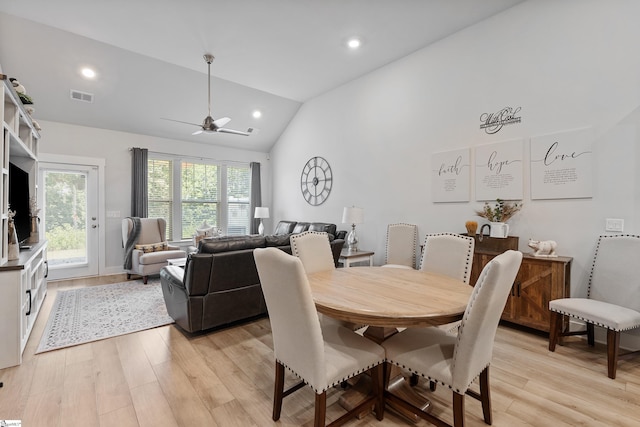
(307, 266, 473, 421)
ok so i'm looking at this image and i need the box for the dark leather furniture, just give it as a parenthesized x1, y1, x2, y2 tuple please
(160, 227, 344, 333)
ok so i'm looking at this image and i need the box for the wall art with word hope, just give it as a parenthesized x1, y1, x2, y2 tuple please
(475, 138, 524, 201)
(530, 127, 593, 200)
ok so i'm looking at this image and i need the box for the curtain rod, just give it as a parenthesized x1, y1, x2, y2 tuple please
(128, 147, 254, 166)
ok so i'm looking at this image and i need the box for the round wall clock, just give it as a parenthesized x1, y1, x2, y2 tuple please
(300, 156, 333, 206)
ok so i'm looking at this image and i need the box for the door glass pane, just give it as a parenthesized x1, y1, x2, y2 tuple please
(43, 170, 88, 267)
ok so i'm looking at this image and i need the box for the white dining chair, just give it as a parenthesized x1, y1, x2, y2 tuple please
(254, 247, 385, 426)
(549, 234, 640, 379)
(382, 223, 418, 269)
(290, 231, 335, 274)
(291, 231, 362, 330)
(382, 250, 523, 427)
(419, 232, 475, 284)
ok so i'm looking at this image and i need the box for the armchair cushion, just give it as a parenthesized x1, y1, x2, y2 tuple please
(135, 241, 169, 253)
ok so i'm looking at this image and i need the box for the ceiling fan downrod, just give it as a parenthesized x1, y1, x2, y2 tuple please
(204, 54, 214, 117)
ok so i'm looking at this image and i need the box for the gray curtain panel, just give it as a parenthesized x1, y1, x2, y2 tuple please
(250, 162, 262, 234)
(131, 147, 148, 218)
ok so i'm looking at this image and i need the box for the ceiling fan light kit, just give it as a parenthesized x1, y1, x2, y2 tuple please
(163, 53, 252, 137)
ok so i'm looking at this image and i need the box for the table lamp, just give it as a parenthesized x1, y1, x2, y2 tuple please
(254, 207, 269, 235)
(342, 206, 364, 252)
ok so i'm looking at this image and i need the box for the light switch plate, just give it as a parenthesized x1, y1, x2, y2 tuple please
(605, 218, 624, 232)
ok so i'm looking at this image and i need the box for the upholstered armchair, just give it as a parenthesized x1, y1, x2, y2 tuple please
(122, 217, 186, 284)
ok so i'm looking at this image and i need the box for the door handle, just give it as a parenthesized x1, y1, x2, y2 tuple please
(26, 289, 32, 316)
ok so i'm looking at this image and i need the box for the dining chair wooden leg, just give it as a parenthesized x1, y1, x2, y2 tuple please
(371, 364, 385, 421)
(273, 362, 285, 421)
(479, 367, 492, 425)
(548, 311, 562, 351)
(314, 392, 327, 427)
(607, 329, 620, 379)
(587, 323, 595, 347)
(452, 392, 465, 427)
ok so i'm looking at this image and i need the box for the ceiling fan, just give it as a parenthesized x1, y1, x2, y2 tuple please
(162, 54, 252, 136)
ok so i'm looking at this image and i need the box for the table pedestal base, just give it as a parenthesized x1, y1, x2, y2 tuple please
(338, 371, 431, 423)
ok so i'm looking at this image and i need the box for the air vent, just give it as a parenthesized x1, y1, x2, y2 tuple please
(70, 89, 94, 103)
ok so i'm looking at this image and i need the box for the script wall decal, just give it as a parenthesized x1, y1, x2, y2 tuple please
(431, 148, 471, 202)
(480, 106, 522, 134)
(530, 127, 593, 200)
(475, 138, 524, 201)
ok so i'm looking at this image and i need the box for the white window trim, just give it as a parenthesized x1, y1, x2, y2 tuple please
(148, 152, 250, 242)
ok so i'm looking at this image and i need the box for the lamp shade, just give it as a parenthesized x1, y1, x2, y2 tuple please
(254, 207, 270, 219)
(342, 206, 364, 225)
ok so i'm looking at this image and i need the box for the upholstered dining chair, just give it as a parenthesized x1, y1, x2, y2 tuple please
(290, 231, 335, 274)
(419, 232, 475, 285)
(291, 231, 361, 330)
(549, 234, 640, 379)
(253, 247, 385, 426)
(382, 223, 418, 269)
(382, 250, 523, 427)
(122, 217, 186, 284)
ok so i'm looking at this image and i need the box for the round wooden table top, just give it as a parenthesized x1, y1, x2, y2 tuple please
(307, 267, 473, 328)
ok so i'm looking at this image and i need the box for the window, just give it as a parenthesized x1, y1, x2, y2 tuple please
(148, 158, 173, 239)
(147, 155, 251, 241)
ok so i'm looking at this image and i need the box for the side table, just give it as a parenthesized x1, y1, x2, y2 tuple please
(339, 249, 374, 268)
(167, 257, 187, 268)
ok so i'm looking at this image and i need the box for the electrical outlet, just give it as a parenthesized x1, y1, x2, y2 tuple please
(605, 218, 624, 232)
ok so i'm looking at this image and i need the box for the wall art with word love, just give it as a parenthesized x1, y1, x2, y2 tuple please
(475, 138, 524, 201)
(530, 127, 593, 200)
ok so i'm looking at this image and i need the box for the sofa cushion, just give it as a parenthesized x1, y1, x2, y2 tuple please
(265, 234, 292, 247)
(199, 235, 266, 253)
(274, 220, 297, 235)
(292, 222, 310, 233)
(308, 222, 337, 236)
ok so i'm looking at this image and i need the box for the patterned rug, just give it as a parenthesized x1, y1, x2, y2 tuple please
(36, 279, 174, 353)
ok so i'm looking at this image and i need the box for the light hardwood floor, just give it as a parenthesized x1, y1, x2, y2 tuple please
(1, 275, 640, 427)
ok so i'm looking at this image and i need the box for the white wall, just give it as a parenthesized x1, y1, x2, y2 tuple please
(39, 120, 270, 274)
(270, 1, 640, 346)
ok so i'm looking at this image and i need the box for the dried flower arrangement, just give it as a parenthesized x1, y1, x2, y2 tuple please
(476, 199, 522, 223)
(29, 196, 40, 217)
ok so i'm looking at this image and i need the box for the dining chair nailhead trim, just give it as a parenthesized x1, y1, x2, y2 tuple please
(384, 359, 490, 395)
(548, 307, 640, 332)
(587, 234, 640, 298)
(276, 358, 383, 394)
(419, 232, 474, 284)
(385, 223, 418, 266)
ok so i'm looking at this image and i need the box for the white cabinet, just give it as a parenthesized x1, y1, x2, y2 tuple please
(0, 240, 47, 368)
(1, 73, 45, 369)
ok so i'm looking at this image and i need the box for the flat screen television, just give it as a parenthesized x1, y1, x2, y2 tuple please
(8, 162, 31, 245)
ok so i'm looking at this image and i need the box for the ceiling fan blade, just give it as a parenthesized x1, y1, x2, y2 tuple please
(213, 117, 231, 127)
(161, 117, 201, 127)
(192, 129, 204, 135)
(217, 127, 250, 136)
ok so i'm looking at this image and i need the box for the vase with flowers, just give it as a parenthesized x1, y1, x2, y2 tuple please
(475, 199, 522, 238)
(29, 196, 40, 243)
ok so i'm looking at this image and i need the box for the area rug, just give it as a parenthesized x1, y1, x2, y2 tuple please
(36, 279, 174, 353)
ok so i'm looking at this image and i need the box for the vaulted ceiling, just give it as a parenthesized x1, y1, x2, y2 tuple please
(0, 0, 523, 152)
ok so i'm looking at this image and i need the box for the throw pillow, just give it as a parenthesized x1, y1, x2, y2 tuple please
(135, 241, 169, 253)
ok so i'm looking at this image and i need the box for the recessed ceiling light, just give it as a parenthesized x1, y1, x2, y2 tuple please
(81, 67, 96, 79)
(252, 110, 262, 119)
(347, 38, 361, 49)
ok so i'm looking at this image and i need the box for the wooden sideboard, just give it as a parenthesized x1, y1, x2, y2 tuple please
(470, 249, 572, 333)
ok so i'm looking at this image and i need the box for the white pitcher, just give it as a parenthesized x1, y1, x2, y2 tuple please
(489, 221, 509, 238)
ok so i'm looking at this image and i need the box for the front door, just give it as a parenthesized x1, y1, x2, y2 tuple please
(38, 162, 100, 279)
